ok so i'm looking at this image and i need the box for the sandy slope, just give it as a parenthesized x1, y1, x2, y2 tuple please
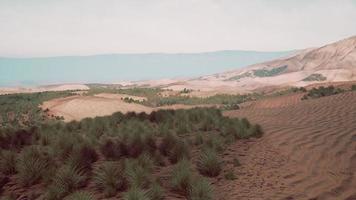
(222, 91, 356, 200)
(41, 93, 216, 121)
(41, 95, 152, 122)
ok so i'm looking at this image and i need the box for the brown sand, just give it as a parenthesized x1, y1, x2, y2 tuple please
(41, 93, 217, 122)
(221, 91, 356, 200)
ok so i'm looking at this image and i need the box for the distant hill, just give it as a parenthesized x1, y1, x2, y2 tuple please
(175, 35, 356, 93)
(0, 50, 293, 86)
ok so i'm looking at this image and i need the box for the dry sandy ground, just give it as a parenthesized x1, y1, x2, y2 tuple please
(41, 93, 215, 121)
(0, 84, 89, 95)
(221, 91, 356, 200)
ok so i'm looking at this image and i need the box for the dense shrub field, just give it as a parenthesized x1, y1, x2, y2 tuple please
(0, 108, 262, 199)
(0, 91, 73, 129)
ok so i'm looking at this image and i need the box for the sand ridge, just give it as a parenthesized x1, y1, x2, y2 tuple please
(222, 91, 356, 200)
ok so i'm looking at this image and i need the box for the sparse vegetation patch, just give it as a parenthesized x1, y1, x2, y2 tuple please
(253, 65, 288, 77)
(302, 86, 344, 100)
(302, 73, 327, 82)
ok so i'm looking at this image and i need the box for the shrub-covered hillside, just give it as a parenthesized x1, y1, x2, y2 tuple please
(0, 108, 262, 199)
(0, 91, 73, 129)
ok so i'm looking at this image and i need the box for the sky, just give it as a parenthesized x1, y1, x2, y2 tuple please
(1, 0, 356, 57)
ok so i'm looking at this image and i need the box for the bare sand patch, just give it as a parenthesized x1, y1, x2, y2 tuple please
(41, 95, 152, 122)
(220, 91, 356, 199)
(41, 93, 217, 122)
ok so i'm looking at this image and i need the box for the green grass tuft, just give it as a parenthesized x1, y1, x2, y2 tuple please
(188, 177, 213, 200)
(93, 161, 126, 197)
(197, 148, 221, 177)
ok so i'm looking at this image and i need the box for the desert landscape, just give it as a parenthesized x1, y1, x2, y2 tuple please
(1, 1, 356, 199)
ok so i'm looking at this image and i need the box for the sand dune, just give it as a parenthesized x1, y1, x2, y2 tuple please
(222, 91, 356, 199)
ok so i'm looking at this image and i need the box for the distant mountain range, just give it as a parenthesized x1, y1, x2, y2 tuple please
(164, 35, 356, 93)
(0, 50, 294, 86)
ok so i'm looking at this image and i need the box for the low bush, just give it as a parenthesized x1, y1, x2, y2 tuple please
(168, 140, 190, 164)
(148, 181, 164, 200)
(194, 133, 204, 146)
(16, 146, 51, 186)
(63, 191, 94, 200)
(203, 135, 225, 153)
(67, 143, 98, 171)
(0, 150, 17, 175)
(158, 132, 179, 156)
(189, 177, 213, 200)
(197, 148, 221, 177)
(171, 159, 193, 195)
(99, 138, 123, 160)
(93, 161, 126, 197)
(122, 187, 150, 200)
(224, 169, 236, 180)
(352, 85, 356, 91)
(46, 165, 86, 200)
(125, 159, 152, 189)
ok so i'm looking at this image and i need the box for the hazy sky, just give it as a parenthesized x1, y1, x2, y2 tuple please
(1, 0, 356, 57)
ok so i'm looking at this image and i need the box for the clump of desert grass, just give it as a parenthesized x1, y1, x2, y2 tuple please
(16, 146, 51, 186)
(0, 150, 17, 175)
(93, 161, 127, 197)
(224, 169, 236, 180)
(63, 191, 94, 200)
(46, 165, 86, 200)
(170, 159, 193, 195)
(188, 177, 213, 200)
(197, 148, 222, 177)
(122, 187, 150, 200)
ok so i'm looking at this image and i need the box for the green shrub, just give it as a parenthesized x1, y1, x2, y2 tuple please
(125, 159, 152, 189)
(158, 132, 178, 156)
(171, 159, 193, 195)
(0, 150, 17, 175)
(147, 182, 164, 200)
(93, 161, 126, 197)
(99, 138, 122, 160)
(188, 177, 213, 200)
(203, 135, 225, 153)
(168, 140, 190, 164)
(194, 133, 204, 146)
(46, 165, 86, 200)
(352, 85, 356, 91)
(0, 194, 16, 200)
(63, 191, 94, 200)
(152, 151, 165, 166)
(224, 169, 236, 180)
(197, 148, 221, 177)
(67, 143, 98, 171)
(122, 187, 150, 200)
(16, 146, 51, 186)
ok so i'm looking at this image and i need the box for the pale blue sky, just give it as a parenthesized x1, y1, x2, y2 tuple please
(1, 0, 356, 57)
